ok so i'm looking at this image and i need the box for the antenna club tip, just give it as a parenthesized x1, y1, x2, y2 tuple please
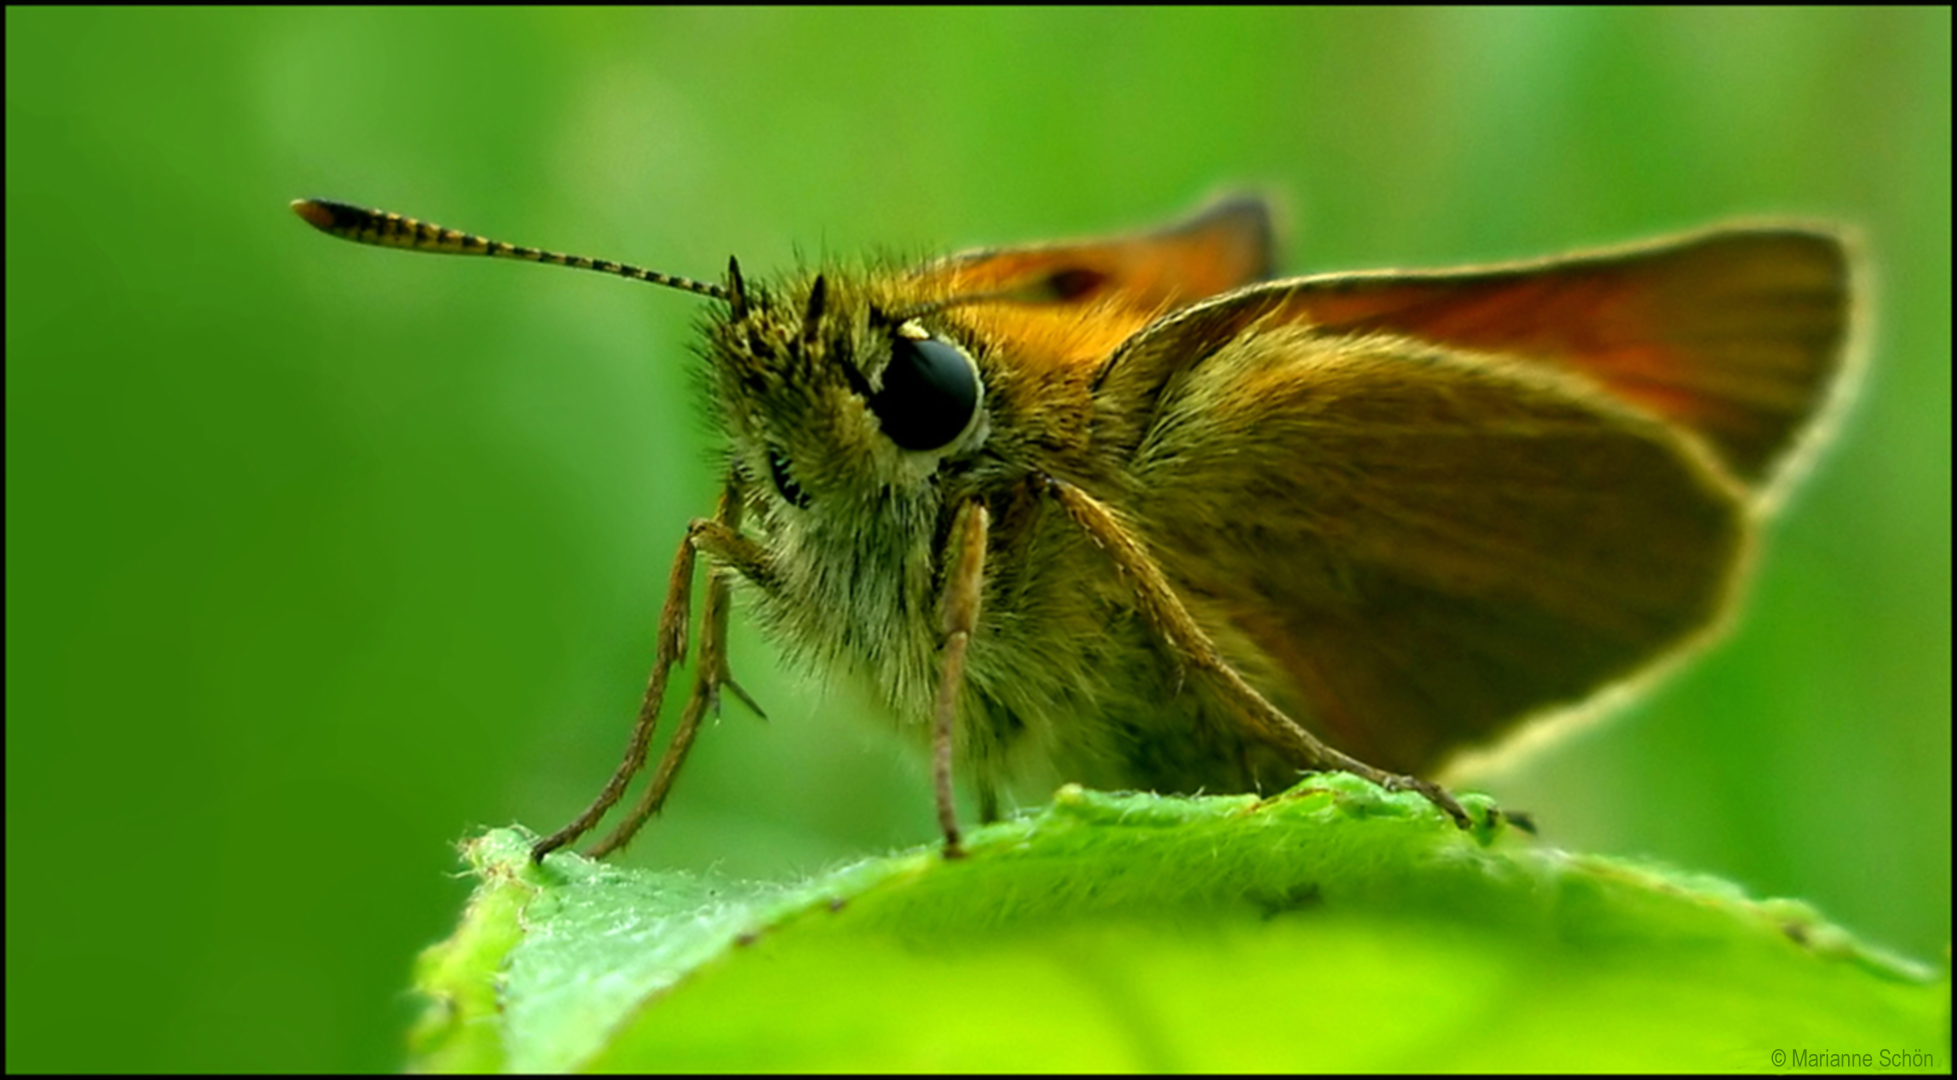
(291, 198, 347, 232)
(291, 198, 333, 229)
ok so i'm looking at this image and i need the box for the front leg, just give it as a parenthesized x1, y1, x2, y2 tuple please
(532, 478, 773, 862)
(933, 499, 990, 858)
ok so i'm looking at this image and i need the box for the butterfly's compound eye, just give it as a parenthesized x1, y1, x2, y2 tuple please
(867, 335, 981, 452)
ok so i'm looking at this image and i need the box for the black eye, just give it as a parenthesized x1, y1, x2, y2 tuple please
(766, 446, 810, 508)
(866, 335, 981, 452)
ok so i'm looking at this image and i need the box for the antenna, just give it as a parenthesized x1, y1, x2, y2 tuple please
(290, 198, 729, 301)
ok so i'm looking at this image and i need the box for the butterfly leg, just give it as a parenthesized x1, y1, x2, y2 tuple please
(933, 499, 990, 858)
(1043, 476, 1472, 829)
(532, 480, 772, 862)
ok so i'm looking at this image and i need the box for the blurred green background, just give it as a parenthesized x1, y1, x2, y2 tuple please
(6, 8, 1947, 1071)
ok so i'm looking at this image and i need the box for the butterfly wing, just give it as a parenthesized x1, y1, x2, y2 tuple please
(907, 195, 1274, 373)
(1149, 227, 1855, 491)
(1090, 227, 1853, 775)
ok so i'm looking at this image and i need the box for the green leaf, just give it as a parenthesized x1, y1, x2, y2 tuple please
(409, 775, 1947, 1072)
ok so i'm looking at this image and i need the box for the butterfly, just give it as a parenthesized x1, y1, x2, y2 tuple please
(293, 194, 1857, 858)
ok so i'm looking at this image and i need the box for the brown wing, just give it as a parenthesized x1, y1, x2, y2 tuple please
(908, 195, 1275, 374)
(1092, 225, 1853, 774)
(1122, 324, 1752, 775)
(1096, 225, 1855, 493)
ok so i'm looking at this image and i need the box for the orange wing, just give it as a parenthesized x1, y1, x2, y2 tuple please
(1095, 225, 1854, 774)
(908, 195, 1274, 374)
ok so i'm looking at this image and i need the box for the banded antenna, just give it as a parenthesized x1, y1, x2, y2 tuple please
(290, 198, 729, 301)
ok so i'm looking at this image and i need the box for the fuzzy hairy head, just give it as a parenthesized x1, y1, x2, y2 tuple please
(698, 262, 991, 527)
